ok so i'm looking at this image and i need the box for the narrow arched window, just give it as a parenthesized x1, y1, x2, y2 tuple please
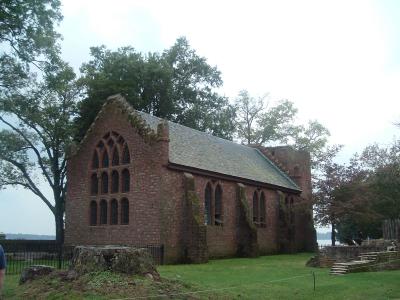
(121, 169, 130, 192)
(102, 149, 109, 168)
(90, 201, 97, 226)
(253, 191, 259, 224)
(121, 198, 129, 224)
(92, 151, 99, 169)
(204, 183, 212, 225)
(112, 148, 119, 166)
(111, 170, 119, 193)
(260, 192, 266, 227)
(90, 173, 98, 195)
(122, 145, 130, 164)
(101, 172, 108, 194)
(100, 199, 108, 225)
(214, 184, 223, 226)
(110, 199, 118, 225)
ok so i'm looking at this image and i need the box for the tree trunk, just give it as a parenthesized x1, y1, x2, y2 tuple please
(331, 223, 336, 246)
(55, 204, 64, 245)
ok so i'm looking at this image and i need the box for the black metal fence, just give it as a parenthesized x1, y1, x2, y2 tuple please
(2, 240, 73, 275)
(1, 240, 164, 275)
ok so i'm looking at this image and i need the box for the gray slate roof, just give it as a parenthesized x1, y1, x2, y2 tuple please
(136, 111, 300, 192)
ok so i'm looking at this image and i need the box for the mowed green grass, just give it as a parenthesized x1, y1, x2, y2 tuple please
(3, 253, 400, 299)
(158, 253, 400, 299)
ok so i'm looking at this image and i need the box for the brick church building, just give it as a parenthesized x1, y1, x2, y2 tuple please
(65, 94, 316, 263)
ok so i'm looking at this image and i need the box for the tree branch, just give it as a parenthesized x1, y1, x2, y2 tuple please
(0, 116, 54, 188)
(0, 156, 55, 214)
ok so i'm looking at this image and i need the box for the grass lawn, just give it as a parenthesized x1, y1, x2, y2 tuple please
(2, 253, 400, 299)
(158, 253, 400, 299)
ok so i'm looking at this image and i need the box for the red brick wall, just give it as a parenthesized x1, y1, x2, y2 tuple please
(65, 104, 311, 263)
(65, 104, 164, 247)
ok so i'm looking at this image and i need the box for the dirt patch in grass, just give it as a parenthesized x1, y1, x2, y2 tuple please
(16, 270, 201, 299)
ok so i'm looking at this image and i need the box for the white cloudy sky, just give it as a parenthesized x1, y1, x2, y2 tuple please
(1, 0, 400, 235)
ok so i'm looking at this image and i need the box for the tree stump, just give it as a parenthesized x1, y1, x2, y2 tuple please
(70, 246, 159, 279)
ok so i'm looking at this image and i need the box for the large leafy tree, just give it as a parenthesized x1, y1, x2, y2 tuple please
(76, 37, 236, 140)
(0, 60, 79, 244)
(234, 90, 299, 146)
(0, 0, 78, 243)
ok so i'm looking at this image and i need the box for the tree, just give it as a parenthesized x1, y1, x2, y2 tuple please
(0, 0, 62, 91)
(0, 0, 73, 243)
(75, 37, 236, 140)
(234, 90, 300, 145)
(312, 145, 346, 245)
(293, 120, 330, 169)
(0, 60, 79, 244)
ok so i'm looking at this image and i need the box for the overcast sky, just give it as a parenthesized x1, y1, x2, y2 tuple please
(1, 0, 400, 235)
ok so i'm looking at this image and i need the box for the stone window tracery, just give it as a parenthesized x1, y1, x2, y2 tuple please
(89, 131, 131, 226)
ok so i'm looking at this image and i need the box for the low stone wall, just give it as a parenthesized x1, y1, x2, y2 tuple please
(321, 245, 384, 263)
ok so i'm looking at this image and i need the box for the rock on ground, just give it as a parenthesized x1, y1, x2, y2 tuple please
(20, 265, 55, 284)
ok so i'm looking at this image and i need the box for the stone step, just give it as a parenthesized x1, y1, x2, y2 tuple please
(330, 271, 347, 275)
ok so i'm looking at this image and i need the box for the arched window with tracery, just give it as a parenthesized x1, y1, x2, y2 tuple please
(100, 199, 108, 225)
(260, 192, 266, 227)
(110, 199, 118, 225)
(89, 132, 131, 227)
(253, 191, 259, 224)
(121, 198, 129, 224)
(101, 172, 108, 194)
(204, 183, 212, 225)
(90, 173, 98, 195)
(111, 170, 119, 193)
(90, 201, 97, 226)
(214, 184, 223, 226)
(122, 169, 130, 192)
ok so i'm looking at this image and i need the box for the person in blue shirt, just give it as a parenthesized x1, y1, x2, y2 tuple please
(0, 245, 6, 294)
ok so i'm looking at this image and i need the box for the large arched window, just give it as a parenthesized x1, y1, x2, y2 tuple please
(92, 151, 99, 169)
(102, 149, 109, 168)
(101, 172, 108, 194)
(121, 169, 130, 192)
(122, 145, 130, 164)
(121, 198, 129, 224)
(112, 147, 119, 166)
(90, 173, 98, 195)
(100, 199, 108, 225)
(204, 183, 212, 225)
(89, 132, 130, 227)
(90, 201, 97, 226)
(110, 199, 118, 225)
(111, 170, 119, 193)
(214, 184, 223, 226)
(260, 192, 266, 227)
(253, 191, 259, 224)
